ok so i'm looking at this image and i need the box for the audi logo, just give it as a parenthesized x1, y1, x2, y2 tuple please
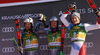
(40, 45, 48, 50)
(2, 27, 15, 33)
(85, 42, 94, 48)
(2, 47, 15, 53)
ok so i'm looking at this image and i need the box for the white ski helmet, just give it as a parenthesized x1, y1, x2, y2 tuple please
(50, 16, 58, 21)
(24, 17, 34, 26)
(72, 12, 81, 19)
(50, 16, 59, 27)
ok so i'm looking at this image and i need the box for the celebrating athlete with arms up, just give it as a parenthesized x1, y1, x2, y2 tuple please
(60, 2, 100, 55)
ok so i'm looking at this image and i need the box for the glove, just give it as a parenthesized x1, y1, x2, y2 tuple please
(17, 46, 23, 52)
(93, 8, 99, 16)
(38, 13, 46, 22)
(42, 21, 49, 28)
(68, 2, 77, 12)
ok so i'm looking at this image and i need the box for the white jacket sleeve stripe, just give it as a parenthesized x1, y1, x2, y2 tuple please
(60, 14, 70, 27)
(85, 22, 100, 32)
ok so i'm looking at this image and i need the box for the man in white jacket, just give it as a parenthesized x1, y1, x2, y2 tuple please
(60, 3, 100, 55)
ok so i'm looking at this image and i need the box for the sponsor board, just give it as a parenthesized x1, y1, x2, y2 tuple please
(58, 7, 100, 16)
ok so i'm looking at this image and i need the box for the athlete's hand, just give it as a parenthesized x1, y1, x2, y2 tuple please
(17, 46, 23, 52)
(38, 13, 46, 22)
(68, 2, 77, 12)
(97, 12, 100, 16)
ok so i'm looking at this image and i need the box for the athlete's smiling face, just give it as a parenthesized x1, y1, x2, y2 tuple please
(71, 15, 80, 24)
(25, 22, 31, 31)
(51, 21, 57, 29)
